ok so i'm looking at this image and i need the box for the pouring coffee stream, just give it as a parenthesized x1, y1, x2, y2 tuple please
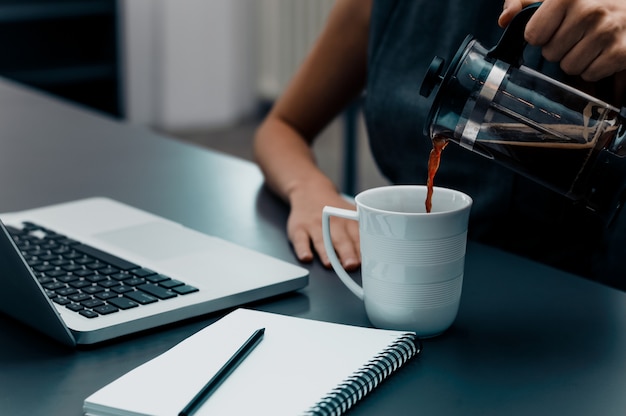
(420, 3, 626, 224)
(425, 136, 448, 213)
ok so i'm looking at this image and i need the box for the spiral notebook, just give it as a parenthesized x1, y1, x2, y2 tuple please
(83, 308, 421, 416)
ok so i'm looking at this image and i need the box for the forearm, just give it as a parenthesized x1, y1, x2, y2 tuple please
(253, 0, 370, 204)
(253, 116, 338, 205)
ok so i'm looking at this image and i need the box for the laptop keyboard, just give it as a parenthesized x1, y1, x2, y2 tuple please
(6, 222, 199, 319)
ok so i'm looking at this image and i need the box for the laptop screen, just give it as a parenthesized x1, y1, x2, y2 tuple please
(0, 220, 75, 346)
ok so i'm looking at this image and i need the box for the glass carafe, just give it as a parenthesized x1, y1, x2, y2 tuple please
(419, 3, 626, 224)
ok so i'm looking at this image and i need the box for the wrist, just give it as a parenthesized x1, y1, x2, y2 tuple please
(285, 175, 338, 207)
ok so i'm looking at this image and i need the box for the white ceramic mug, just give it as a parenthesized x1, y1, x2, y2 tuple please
(322, 185, 472, 337)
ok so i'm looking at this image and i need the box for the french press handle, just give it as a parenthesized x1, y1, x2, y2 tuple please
(487, 2, 541, 66)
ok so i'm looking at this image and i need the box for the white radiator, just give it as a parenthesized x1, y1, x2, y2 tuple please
(256, 0, 334, 100)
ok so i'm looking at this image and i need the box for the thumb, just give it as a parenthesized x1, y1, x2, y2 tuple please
(498, 0, 524, 28)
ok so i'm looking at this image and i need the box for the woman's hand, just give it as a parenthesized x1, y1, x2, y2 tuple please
(287, 183, 360, 271)
(499, 0, 626, 81)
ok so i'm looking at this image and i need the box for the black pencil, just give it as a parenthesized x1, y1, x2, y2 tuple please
(179, 327, 265, 416)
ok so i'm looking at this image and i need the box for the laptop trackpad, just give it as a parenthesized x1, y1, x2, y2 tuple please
(94, 222, 211, 261)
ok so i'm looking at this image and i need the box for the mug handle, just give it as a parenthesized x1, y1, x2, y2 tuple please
(322, 206, 364, 300)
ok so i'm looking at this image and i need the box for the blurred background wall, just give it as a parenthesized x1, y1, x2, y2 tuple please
(0, 0, 333, 130)
(122, 0, 334, 131)
(0, 0, 122, 116)
(0, 0, 387, 194)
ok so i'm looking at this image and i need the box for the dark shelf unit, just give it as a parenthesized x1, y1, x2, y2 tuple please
(0, 0, 122, 117)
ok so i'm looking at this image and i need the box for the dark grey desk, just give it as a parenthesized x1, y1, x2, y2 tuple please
(0, 79, 625, 416)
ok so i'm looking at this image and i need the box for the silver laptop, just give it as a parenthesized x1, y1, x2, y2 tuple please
(0, 197, 308, 346)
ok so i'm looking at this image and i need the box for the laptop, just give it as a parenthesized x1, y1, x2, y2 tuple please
(0, 197, 308, 346)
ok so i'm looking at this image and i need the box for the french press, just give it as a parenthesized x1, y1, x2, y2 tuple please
(419, 3, 626, 224)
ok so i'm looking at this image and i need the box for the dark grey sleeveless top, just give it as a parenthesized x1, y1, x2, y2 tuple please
(363, 0, 625, 290)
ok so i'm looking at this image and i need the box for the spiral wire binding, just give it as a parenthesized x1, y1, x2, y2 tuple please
(304, 333, 422, 416)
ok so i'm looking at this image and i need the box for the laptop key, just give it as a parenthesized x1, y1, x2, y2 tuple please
(86, 274, 108, 283)
(160, 279, 184, 289)
(112, 285, 134, 294)
(62, 263, 83, 272)
(26, 258, 43, 267)
(56, 287, 79, 297)
(81, 299, 105, 309)
(125, 277, 146, 286)
(96, 291, 119, 300)
(45, 269, 70, 278)
(73, 269, 95, 277)
(108, 297, 139, 310)
(173, 285, 199, 295)
(125, 291, 158, 305)
(21, 222, 43, 231)
(132, 268, 156, 277)
(67, 303, 84, 312)
(98, 266, 119, 275)
(145, 274, 170, 283)
(34, 264, 55, 273)
(43, 281, 66, 291)
(74, 257, 93, 265)
(53, 297, 70, 305)
(111, 272, 132, 281)
(79, 309, 98, 319)
(94, 304, 119, 315)
(56, 274, 79, 283)
(58, 237, 79, 246)
(99, 279, 121, 288)
(37, 276, 54, 285)
(86, 262, 107, 270)
(82, 285, 104, 295)
(73, 243, 139, 271)
(4, 225, 25, 235)
(70, 280, 92, 289)
(69, 293, 91, 303)
(52, 247, 71, 255)
(137, 283, 177, 300)
(62, 252, 83, 261)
